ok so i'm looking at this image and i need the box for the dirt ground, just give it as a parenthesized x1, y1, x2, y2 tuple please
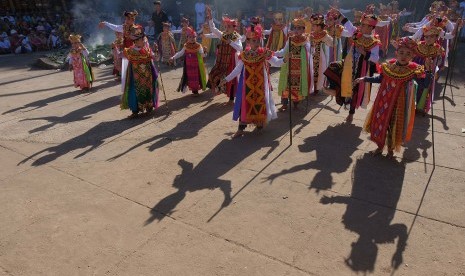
(0, 46, 464, 276)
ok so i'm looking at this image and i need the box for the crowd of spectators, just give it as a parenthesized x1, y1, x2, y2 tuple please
(0, 11, 73, 55)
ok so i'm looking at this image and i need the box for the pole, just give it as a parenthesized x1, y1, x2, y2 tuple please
(430, 48, 442, 169)
(441, 18, 462, 99)
(287, 20, 293, 146)
(153, 43, 169, 109)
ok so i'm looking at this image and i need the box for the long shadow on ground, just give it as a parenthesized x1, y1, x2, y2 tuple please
(17, 89, 218, 166)
(144, 112, 313, 224)
(266, 123, 363, 193)
(319, 80, 435, 274)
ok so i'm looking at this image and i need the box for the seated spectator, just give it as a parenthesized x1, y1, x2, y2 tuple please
(36, 22, 45, 32)
(0, 32, 11, 54)
(38, 32, 47, 48)
(47, 29, 61, 49)
(3, 12, 15, 25)
(28, 30, 46, 51)
(10, 30, 32, 54)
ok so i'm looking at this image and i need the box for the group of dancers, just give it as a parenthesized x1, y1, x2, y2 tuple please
(65, 0, 463, 158)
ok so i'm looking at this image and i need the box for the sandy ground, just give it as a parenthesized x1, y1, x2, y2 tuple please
(0, 47, 464, 276)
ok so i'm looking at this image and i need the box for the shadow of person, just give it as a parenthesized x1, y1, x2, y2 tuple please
(144, 158, 232, 225)
(320, 152, 408, 273)
(108, 102, 230, 161)
(18, 117, 151, 166)
(266, 123, 363, 193)
(21, 96, 120, 133)
(1, 86, 77, 115)
(145, 114, 309, 225)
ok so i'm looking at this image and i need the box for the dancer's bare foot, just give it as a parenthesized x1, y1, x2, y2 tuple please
(345, 114, 354, 123)
(232, 130, 244, 139)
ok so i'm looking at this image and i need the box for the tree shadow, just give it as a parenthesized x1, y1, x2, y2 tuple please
(145, 115, 308, 225)
(266, 123, 363, 193)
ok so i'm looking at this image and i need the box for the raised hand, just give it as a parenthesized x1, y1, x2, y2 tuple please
(206, 5, 212, 20)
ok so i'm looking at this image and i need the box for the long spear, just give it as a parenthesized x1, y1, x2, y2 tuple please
(441, 17, 463, 99)
(287, 17, 293, 146)
(153, 42, 169, 109)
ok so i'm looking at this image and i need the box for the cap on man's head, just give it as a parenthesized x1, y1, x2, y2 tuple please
(154, 1, 161, 5)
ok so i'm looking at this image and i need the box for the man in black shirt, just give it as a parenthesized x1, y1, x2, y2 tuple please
(152, 1, 169, 37)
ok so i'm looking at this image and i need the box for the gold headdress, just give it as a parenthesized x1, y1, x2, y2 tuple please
(129, 25, 144, 40)
(273, 12, 284, 20)
(360, 13, 379, 27)
(124, 10, 138, 19)
(68, 34, 81, 43)
(292, 17, 306, 27)
(422, 25, 442, 36)
(395, 36, 418, 50)
(310, 14, 325, 25)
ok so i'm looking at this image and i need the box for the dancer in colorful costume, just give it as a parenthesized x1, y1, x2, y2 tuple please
(121, 25, 160, 118)
(99, 11, 138, 48)
(157, 22, 177, 66)
(275, 16, 313, 111)
(325, 11, 381, 123)
(170, 27, 207, 95)
(173, 17, 190, 54)
(376, 3, 393, 57)
(264, 12, 287, 51)
(111, 32, 124, 80)
(205, 6, 243, 103)
(407, 15, 455, 69)
(99, 11, 138, 91)
(220, 25, 284, 138)
(358, 37, 425, 158)
(325, 9, 346, 63)
(404, 1, 446, 31)
(66, 34, 94, 91)
(310, 14, 333, 94)
(200, 22, 215, 57)
(411, 26, 445, 114)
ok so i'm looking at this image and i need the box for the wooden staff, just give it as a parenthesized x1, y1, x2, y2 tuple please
(287, 19, 293, 145)
(153, 43, 169, 109)
(441, 17, 463, 99)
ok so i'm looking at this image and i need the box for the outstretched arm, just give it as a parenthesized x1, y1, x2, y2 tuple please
(99, 21, 123, 33)
(341, 18, 357, 37)
(268, 56, 284, 67)
(229, 38, 243, 52)
(171, 47, 185, 60)
(208, 19, 223, 38)
(274, 41, 289, 57)
(224, 60, 244, 82)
